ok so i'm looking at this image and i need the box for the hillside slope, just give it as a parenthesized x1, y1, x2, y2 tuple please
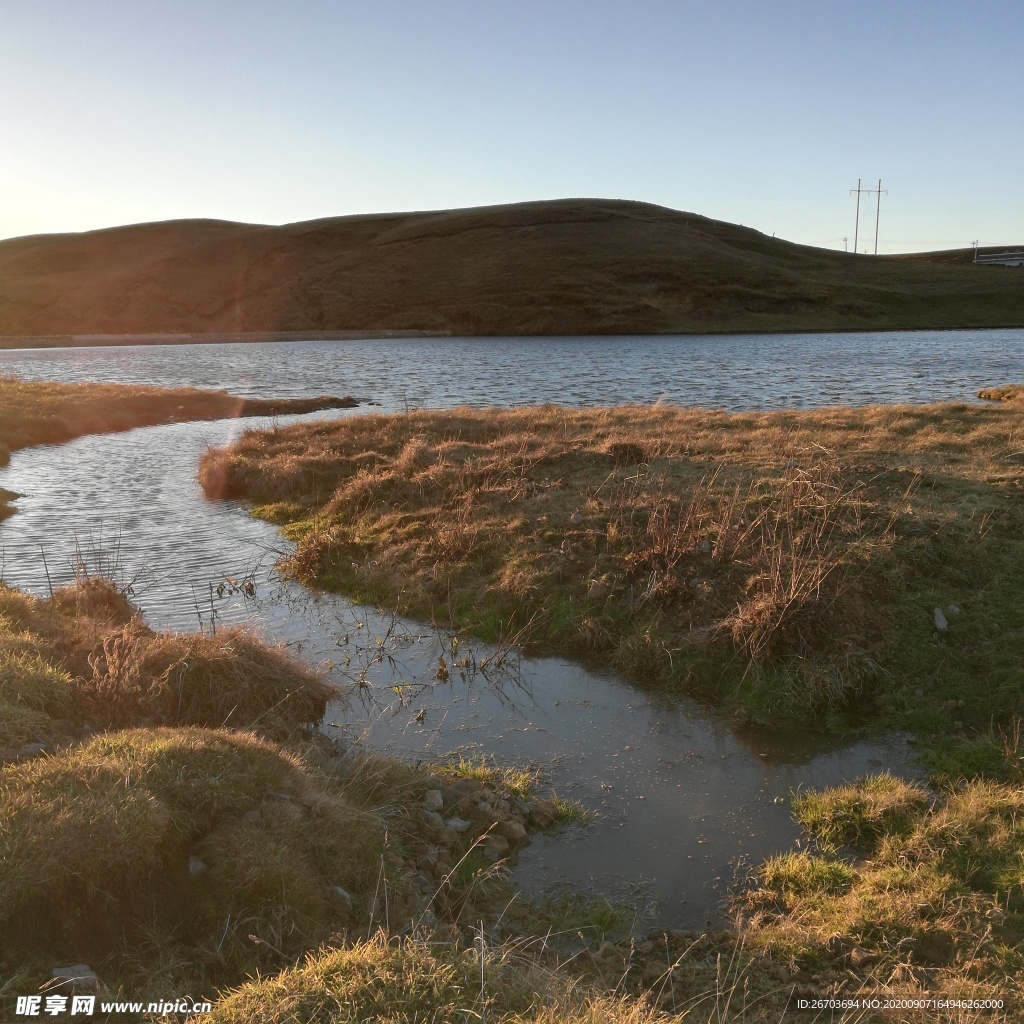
(1, 199, 1022, 339)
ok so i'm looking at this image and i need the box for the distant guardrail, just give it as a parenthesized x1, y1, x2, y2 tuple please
(974, 252, 1024, 267)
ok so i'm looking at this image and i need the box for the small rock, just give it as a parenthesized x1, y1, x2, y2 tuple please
(445, 816, 472, 833)
(499, 819, 528, 844)
(331, 886, 352, 907)
(422, 789, 444, 812)
(696, 538, 711, 554)
(848, 945, 877, 968)
(188, 856, 208, 877)
(447, 778, 483, 799)
(242, 809, 262, 824)
(569, 511, 583, 525)
(587, 580, 609, 600)
(934, 607, 948, 632)
(530, 799, 557, 828)
(947, 604, 961, 617)
(18, 742, 49, 759)
(50, 964, 100, 994)
(422, 810, 445, 831)
(637, 939, 655, 955)
(483, 835, 510, 860)
(596, 940, 620, 962)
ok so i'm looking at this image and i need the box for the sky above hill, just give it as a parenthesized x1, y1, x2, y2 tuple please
(3, 0, 1022, 252)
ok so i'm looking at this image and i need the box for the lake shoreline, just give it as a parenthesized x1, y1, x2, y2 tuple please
(2, 322, 1022, 350)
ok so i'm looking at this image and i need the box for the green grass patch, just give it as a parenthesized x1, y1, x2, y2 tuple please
(199, 400, 1024, 730)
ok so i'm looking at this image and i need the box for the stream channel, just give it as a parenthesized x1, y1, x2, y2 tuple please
(4, 330, 1022, 929)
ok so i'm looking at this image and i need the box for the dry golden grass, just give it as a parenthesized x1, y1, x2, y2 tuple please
(200, 398, 1024, 718)
(0, 579, 332, 748)
(978, 384, 1024, 404)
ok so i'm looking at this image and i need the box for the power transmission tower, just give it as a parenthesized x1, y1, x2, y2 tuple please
(849, 179, 888, 254)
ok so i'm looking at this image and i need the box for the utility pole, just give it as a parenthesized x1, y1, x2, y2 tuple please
(843, 236, 848, 252)
(871, 179, 887, 254)
(850, 179, 864, 254)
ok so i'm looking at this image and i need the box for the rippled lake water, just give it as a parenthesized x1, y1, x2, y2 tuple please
(4, 329, 1006, 926)
(2, 329, 1022, 411)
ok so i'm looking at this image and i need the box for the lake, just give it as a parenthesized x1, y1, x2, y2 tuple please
(2, 328, 1022, 411)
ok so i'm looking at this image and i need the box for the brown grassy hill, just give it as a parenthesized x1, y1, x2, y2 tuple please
(1, 198, 1022, 340)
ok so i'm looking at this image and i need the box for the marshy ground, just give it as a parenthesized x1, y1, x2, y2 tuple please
(200, 399, 1024, 738)
(3, 385, 1024, 1020)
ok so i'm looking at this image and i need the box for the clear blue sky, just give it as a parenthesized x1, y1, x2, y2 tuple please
(2, 0, 1021, 251)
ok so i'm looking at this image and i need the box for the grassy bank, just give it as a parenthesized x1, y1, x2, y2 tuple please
(735, 767, 1024, 1016)
(3, 580, 1018, 1020)
(0, 375, 357, 520)
(1, 580, 665, 1018)
(199, 397, 1024, 736)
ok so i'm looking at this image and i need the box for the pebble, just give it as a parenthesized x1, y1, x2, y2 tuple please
(483, 835, 510, 860)
(933, 607, 948, 631)
(331, 886, 352, 907)
(530, 800, 557, 828)
(499, 819, 528, 844)
(421, 810, 445, 831)
(445, 817, 472, 833)
(187, 856, 208, 877)
(50, 964, 100, 994)
(422, 789, 444, 812)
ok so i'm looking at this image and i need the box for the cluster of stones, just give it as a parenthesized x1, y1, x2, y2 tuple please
(393, 774, 559, 928)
